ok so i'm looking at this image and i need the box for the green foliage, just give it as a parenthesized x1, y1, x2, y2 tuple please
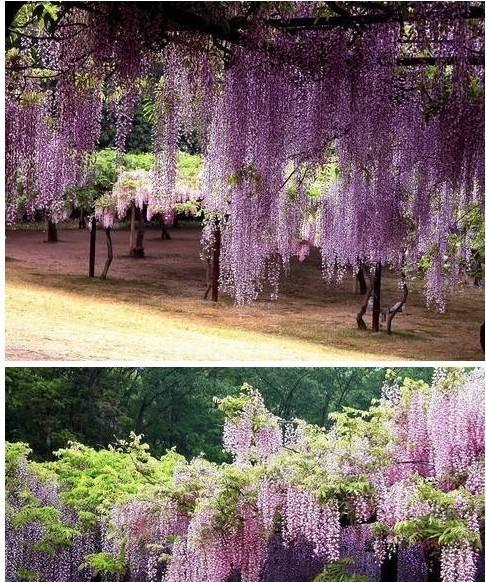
(227, 163, 261, 187)
(328, 404, 393, 455)
(176, 151, 203, 190)
(176, 199, 203, 217)
(49, 439, 182, 520)
(371, 478, 484, 550)
(9, 2, 59, 47)
(6, 368, 134, 459)
(6, 443, 80, 554)
(394, 515, 481, 548)
(308, 163, 340, 198)
(455, 203, 485, 281)
(6, 370, 481, 579)
(70, 148, 203, 213)
(209, 463, 261, 531)
(123, 151, 153, 171)
(6, 367, 435, 463)
(214, 382, 255, 419)
(81, 552, 126, 575)
(313, 558, 373, 582)
(6, 437, 183, 566)
(6, 441, 32, 483)
(15, 566, 39, 582)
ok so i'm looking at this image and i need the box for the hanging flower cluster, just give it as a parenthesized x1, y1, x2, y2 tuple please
(95, 169, 153, 229)
(219, 384, 283, 465)
(94, 165, 202, 229)
(5, 444, 98, 582)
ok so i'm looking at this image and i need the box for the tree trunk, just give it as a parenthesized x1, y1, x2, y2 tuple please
(78, 208, 86, 229)
(356, 272, 374, 330)
(424, 550, 441, 582)
(132, 204, 146, 258)
(134, 205, 146, 257)
(372, 261, 382, 332)
(203, 259, 212, 300)
(211, 222, 221, 302)
(135, 394, 150, 435)
(47, 219, 58, 242)
(386, 282, 408, 334)
(380, 550, 398, 582)
(128, 202, 136, 256)
(356, 265, 367, 294)
(160, 215, 172, 239)
(100, 228, 113, 280)
(88, 217, 96, 278)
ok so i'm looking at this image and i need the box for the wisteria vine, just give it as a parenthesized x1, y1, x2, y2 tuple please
(6, 2, 485, 308)
(6, 368, 484, 582)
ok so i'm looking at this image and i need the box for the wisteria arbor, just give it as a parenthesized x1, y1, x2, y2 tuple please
(6, 369, 485, 581)
(5, 1, 485, 325)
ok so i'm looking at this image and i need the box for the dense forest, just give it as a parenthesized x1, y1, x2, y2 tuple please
(6, 367, 435, 462)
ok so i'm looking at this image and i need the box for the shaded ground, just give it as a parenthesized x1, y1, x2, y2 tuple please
(6, 225, 485, 361)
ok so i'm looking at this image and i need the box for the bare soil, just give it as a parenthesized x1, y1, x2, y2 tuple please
(5, 224, 485, 361)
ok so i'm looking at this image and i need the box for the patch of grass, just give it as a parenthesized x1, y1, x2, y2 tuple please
(7, 277, 379, 361)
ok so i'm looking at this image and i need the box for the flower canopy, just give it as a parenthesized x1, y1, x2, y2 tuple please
(6, 2, 485, 307)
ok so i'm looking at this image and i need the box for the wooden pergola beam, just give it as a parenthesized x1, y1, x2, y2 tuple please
(6, 1, 484, 68)
(266, 4, 484, 30)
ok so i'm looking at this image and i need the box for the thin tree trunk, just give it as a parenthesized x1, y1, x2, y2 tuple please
(100, 227, 113, 279)
(356, 265, 367, 294)
(133, 204, 146, 258)
(78, 208, 86, 229)
(135, 397, 148, 434)
(47, 219, 58, 242)
(211, 222, 221, 302)
(319, 392, 332, 426)
(380, 551, 398, 582)
(204, 258, 212, 300)
(129, 202, 136, 256)
(424, 550, 441, 582)
(386, 281, 408, 334)
(372, 261, 382, 332)
(356, 272, 374, 330)
(160, 215, 171, 240)
(88, 217, 96, 277)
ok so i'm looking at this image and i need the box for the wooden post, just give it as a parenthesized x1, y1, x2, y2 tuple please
(211, 222, 221, 302)
(47, 219, 58, 242)
(380, 550, 398, 582)
(89, 216, 96, 278)
(129, 202, 136, 256)
(372, 261, 382, 332)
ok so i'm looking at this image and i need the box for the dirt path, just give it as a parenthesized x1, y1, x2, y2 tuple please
(6, 226, 484, 361)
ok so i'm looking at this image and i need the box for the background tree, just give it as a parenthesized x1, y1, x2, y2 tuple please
(6, 367, 436, 462)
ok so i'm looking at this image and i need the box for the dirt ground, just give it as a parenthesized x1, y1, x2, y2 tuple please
(5, 224, 485, 361)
